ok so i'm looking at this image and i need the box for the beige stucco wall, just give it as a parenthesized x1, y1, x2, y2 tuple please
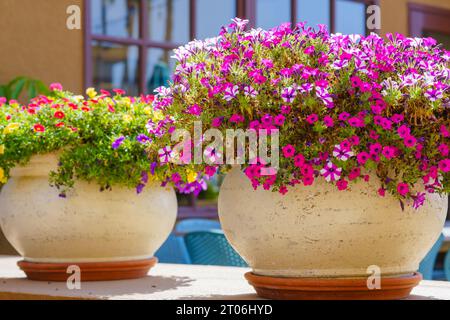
(381, 0, 450, 35)
(0, 0, 84, 94)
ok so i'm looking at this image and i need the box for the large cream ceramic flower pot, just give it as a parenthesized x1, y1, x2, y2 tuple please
(218, 167, 448, 299)
(0, 154, 177, 281)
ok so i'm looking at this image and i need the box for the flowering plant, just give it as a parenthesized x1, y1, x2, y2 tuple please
(151, 19, 449, 208)
(0, 85, 203, 195)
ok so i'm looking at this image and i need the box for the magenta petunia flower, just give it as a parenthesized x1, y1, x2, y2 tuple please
(229, 114, 244, 123)
(403, 135, 417, 148)
(357, 152, 369, 165)
(397, 183, 409, 196)
(323, 115, 334, 127)
(223, 85, 239, 101)
(413, 192, 426, 209)
(187, 104, 202, 116)
(349, 167, 361, 181)
(281, 87, 297, 103)
(378, 188, 386, 197)
(397, 125, 411, 138)
(306, 114, 318, 124)
(303, 175, 314, 186)
(382, 146, 396, 159)
(438, 144, 449, 156)
(441, 125, 450, 138)
(336, 179, 348, 191)
(320, 162, 342, 182)
(424, 88, 443, 101)
(301, 164, 314, 177)
(280, 105, 291, 114)
(211, 117, 224, 127)
(282, 145, 296, 158)
(294, 154, 305, 168)
(439, 159, 450, 173)
(338, 112, 350, 121)
(274, 114, 286, 126)
(333, 144, 354, 161)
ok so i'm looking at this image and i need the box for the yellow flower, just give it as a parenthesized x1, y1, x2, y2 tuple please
(122, 114, 133, 123)
(152, 111, 165, 122)
(3, 123, 20, 134)
(0, 145, 4, 155)
(186, 170, 198, 183)
(143, 106, 152, 115)
(0, 168, 7, 184)
(73, 95, 85, 103)
(86, 87, 98, 99)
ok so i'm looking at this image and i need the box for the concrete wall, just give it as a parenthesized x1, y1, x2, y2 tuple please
(0, 0, 84, 94)
(381, 0, 450, 36)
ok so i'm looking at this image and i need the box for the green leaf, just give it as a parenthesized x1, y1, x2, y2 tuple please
(9, 77, 27, 100)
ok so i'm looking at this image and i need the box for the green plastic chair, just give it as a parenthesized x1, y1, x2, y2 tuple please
(419, 234, 444, 280)
(184, 230, 248, 267)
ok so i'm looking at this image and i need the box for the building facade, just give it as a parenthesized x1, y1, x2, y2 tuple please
(1, 0, 450, 95)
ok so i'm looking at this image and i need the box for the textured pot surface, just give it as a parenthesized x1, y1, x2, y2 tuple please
(219, 167, 448, 278)
(0, 154, 177, 263)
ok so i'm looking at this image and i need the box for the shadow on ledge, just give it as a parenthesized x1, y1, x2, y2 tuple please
(0, 275, 194, 299)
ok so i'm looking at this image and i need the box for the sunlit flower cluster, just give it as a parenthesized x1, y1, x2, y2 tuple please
(151, 18, 450, 208)
(0, 85, 204, 195)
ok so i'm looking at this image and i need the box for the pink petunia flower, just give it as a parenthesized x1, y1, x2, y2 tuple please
(439, 159, 450, 173)
(397, 125, 411, 138)
(357, 152, 369, 165)
(303, 176, 314, 186)
(438, 144, 449, 156)
(382, 146, 397, 159)
(282, 145, 296, 158)
(323, 116, 334, 127)
(441, 125, 450, 138)
(336, 179, 348, 191)
(50, 83, 63, 91)
(187, 104, 202, 116)
(280, 105, 291, 114)
(294, 154, 305, 168)
(306, 114, 318, 124)
(397, 183, 409, 196)
(349, 167, 361, 181)
(274, 114, 285, 126)
(403, 135, 417, 148)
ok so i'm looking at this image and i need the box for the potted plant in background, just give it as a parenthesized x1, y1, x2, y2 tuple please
(149, 19, 449, 299)
(0, 84, 204, 281)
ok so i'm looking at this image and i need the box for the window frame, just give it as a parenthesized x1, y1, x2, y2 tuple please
(84, 0, 378, 92)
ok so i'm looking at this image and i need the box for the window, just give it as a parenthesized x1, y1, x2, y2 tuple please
(85, 0, 377, 95)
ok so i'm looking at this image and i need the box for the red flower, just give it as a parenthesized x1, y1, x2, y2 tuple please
(113, 89, 126, 95)
(34, 124, 45, 133)
(54, 111, 65, 119)
(55, 122, 65, 128)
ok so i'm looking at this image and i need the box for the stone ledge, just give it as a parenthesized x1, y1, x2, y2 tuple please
(0, 256, 449, 300)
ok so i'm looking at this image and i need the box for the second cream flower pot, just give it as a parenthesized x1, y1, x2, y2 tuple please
(218, 167, 448, 299)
